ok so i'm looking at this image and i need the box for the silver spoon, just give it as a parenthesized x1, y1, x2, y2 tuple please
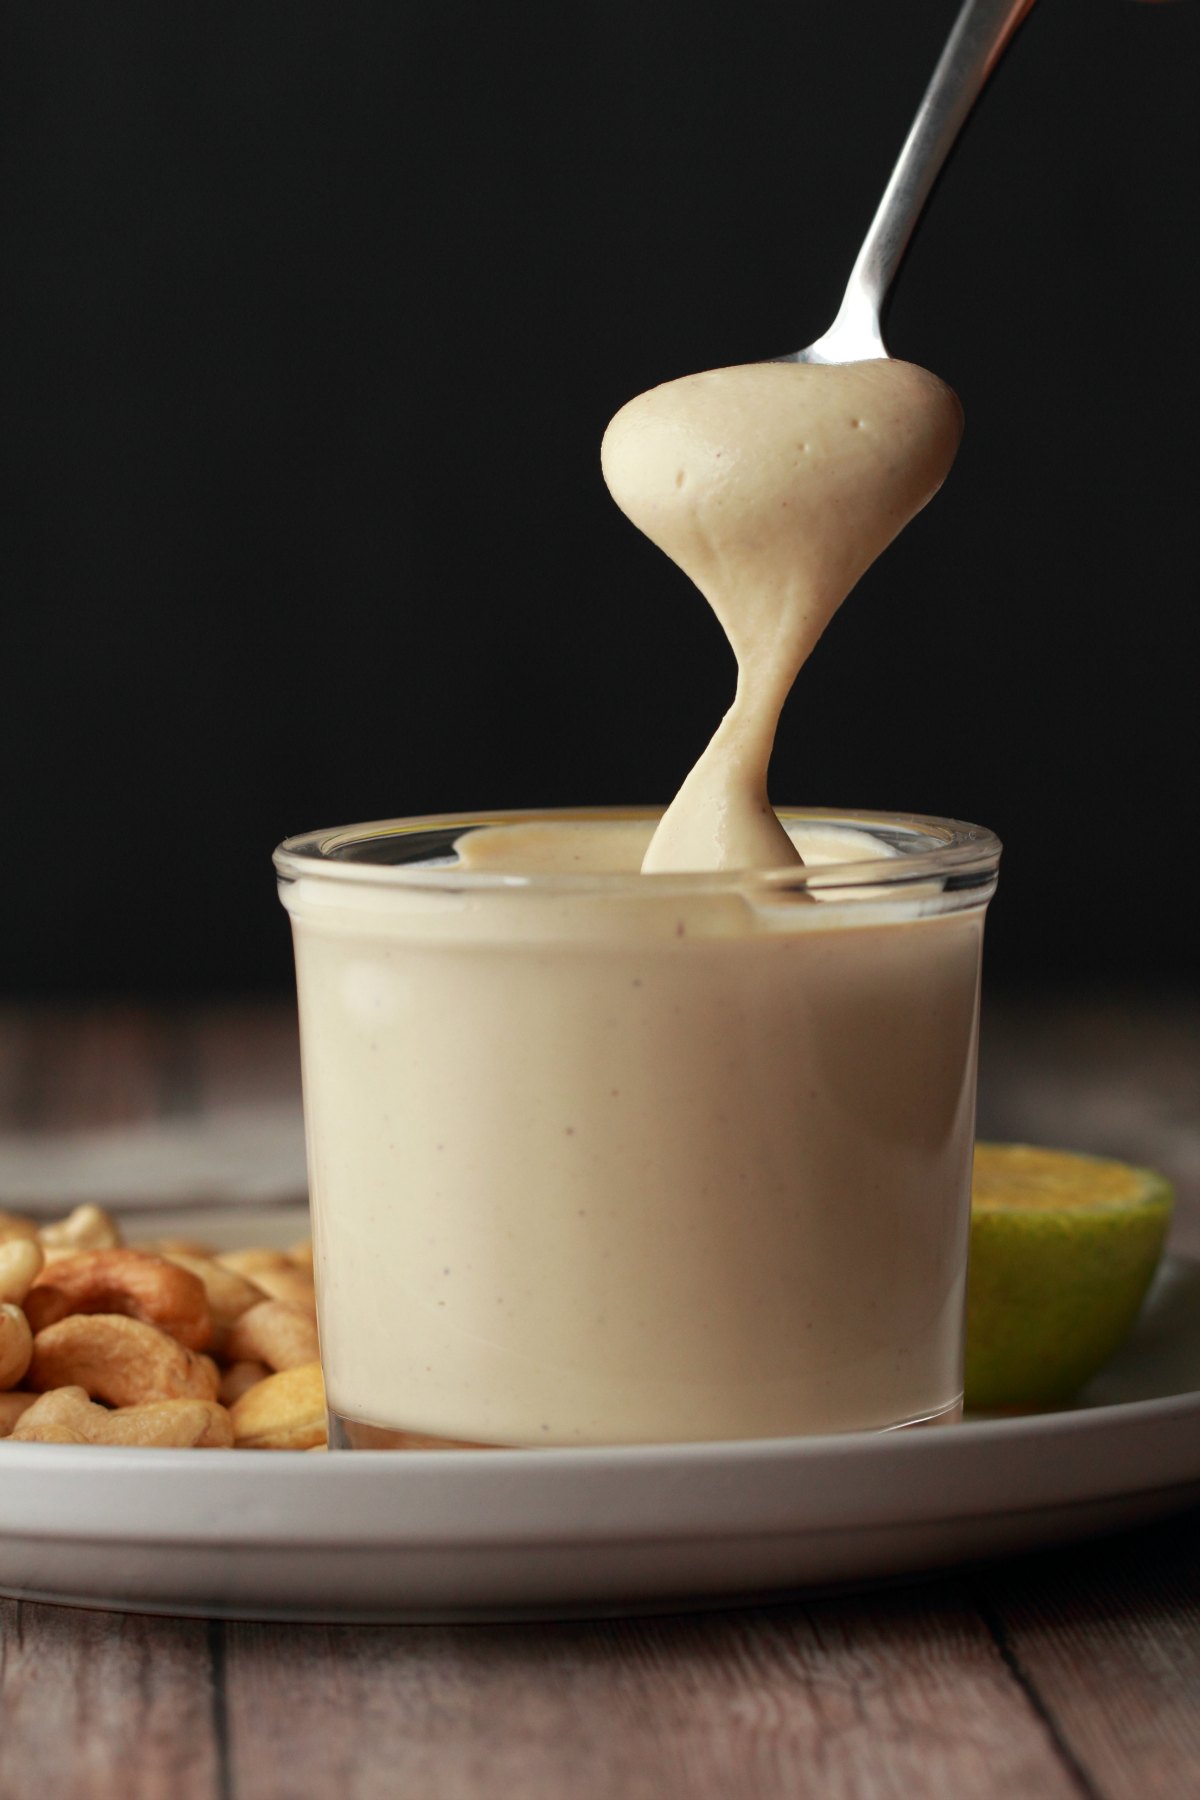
(789, 0, 1037, 365)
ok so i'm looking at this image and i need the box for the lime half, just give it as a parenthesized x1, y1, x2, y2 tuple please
(964, 1142, 1174, 1411)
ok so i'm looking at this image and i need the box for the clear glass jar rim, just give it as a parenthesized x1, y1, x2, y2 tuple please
(273, 807, 1001, 894)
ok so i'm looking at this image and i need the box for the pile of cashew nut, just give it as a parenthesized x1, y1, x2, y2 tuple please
(0, 1203, 325, 1449)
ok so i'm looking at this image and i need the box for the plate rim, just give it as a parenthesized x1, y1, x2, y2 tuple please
(3, 1380, 1198, 1552)
(4, 1207, 1196, 1566)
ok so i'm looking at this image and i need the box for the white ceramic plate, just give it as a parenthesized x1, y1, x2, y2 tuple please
(2, 1206, 1198, 1623)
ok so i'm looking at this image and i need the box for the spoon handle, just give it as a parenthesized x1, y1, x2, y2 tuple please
(827, 0, 1036, 355)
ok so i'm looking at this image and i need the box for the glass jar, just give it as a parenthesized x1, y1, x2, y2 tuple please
(274, 807, 1000, 1448)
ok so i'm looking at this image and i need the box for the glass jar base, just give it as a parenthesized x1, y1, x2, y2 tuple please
(327, 1395, 963, 1450)
(328, 1412, 499, 1451)
(883, 1395, 963, 1430)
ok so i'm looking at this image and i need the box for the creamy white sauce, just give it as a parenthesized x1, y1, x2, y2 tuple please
(601, 360, 963, 872)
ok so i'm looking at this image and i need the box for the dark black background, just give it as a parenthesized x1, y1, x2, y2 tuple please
(2, 1, 1196, 999)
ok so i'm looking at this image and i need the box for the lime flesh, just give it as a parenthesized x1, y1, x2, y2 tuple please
(964, 1143, 1173, 1411)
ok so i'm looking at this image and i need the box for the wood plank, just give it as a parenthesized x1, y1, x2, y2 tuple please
(975, 1509, 1200, 1800)
(188, 1002, 303, 1114)
(0, 1004, 307, 1218)
(0, 1600, 221, 1800)
(221, 1583, 1083, 1800)
(1, 1005, 188, 1132)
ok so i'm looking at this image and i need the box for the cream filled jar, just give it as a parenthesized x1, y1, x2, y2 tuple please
(275, 806, 999, 1449)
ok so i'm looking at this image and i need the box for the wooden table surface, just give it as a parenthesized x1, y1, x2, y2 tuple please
(1, 996, 1198, 1800)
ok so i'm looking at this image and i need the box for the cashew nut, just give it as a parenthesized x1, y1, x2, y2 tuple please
(28, 1313, 220, 1406)
(25, 1249, 212, 1350)
(215, 1248, 296, 1280)
(229, 1362, 326, 1449)
(130, 1236, 217, 1259)
(0, 1391, 37, 1437)
(11, 1385, 234, 1448)
(218, 1359, 271, 1406)
(39, 1204, 122, 1256)
(0, 1304, 34, 1391)
(161, 1252, 266, 1344)
(0, 1211, 335, 1453)
(225, 1299, 319, 1372)
(0, 1238, 44, 1307)
(241, 1262, 316, 1314)
(0, 1211, 40, 1247)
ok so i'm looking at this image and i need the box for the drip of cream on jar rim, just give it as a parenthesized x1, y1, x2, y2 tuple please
(600, 359, 964, 873)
